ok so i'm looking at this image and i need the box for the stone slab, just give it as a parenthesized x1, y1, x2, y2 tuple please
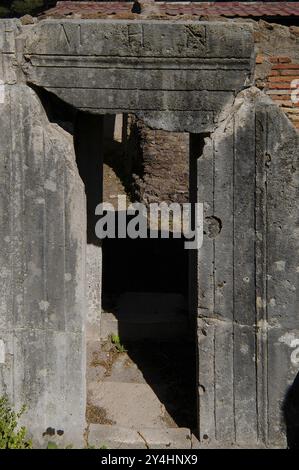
(87, 381, 173, 429)
(88, 424, 192, 449)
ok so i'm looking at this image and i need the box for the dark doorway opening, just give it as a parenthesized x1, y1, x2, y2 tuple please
(96, 115, 198, 433)
(101, 236, 197, 430)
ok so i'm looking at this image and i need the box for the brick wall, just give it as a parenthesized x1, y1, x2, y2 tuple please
(102, 115, 189, 206)
(130, 118, 189, 205)
(257, 55, 299, 129)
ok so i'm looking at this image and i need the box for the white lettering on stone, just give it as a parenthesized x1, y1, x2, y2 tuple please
(0, 80, 5, 104)
(0, 340, 5, 364)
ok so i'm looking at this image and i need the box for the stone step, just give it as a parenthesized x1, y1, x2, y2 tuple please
(87, 381, 177, 429)
(101, 292, 190, 341)
(88, 424, 193, 449)
(87, 341, 147, 385)
(87, 339, 198, 433)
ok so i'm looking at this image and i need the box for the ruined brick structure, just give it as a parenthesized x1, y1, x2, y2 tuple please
(126, 117, 189, 205)
(0, 6, 298, 449)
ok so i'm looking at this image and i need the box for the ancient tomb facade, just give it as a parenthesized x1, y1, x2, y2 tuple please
(0, 19, 298, 448)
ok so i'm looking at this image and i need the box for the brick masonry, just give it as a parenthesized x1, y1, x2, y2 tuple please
(130, 118, 189, 205)
(257, 55, 299, 129)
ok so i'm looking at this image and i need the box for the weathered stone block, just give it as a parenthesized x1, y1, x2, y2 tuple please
(197, 88, 298, 448)
(21, 20, 254, 132)
(0, 18, 297, 449)
(0, 83, 86, 447)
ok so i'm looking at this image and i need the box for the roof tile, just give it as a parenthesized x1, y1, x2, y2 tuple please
(43, 2, 299, 19)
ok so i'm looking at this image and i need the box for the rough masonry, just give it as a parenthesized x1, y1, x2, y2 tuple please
(0, 18, 298, 448)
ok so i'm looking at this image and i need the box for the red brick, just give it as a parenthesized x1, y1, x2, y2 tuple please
(267, 92, 291, 99)
(269, 95, 290, 101)
(282, 100, 299, 107)
(269, 57, 279, 63)
(272, 64, 299, 70)
(280, 69, 299, 76)
(278, 57, 292, 63)
(268, 83, 294, 90)
(272, 100, 299, 107)
(269, 76, 299, 82)
(268, 70, 279, 77)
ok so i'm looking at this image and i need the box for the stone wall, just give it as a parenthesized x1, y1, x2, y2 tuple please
(0, 18, 298, 449)
(130, 20, 299, 207)
(197, 87, 299, 448)
(0, 20, 86, 447)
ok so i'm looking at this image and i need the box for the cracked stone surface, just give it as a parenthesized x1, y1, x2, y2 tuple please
(0, 18, 298, 449)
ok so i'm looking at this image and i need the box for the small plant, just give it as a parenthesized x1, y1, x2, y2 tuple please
(0, 396, 32, 449)
(110, 334, 127, 353)
(47, 442, 75, 449)
(47, 441, 58, 449)
(85, 443, 108, 449)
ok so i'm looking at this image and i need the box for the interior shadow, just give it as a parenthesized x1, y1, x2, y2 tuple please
(283, 370, 299, 448)
(102, 114, 144, 202)
(74, 111, 104, 246)
(30, 86, 106, 248)
(102, 232, 197, 432)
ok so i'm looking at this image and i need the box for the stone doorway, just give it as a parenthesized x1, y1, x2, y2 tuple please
(5, 19, 297, 449)
(78, 113, 199, 447)
(34, 83, 201, 448)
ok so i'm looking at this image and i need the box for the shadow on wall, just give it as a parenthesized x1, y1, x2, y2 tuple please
(102, 235, 189, 295)
(100, 231, 198, 431)
(283, 370, 299, 448)
(74, 111, 104, 247)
